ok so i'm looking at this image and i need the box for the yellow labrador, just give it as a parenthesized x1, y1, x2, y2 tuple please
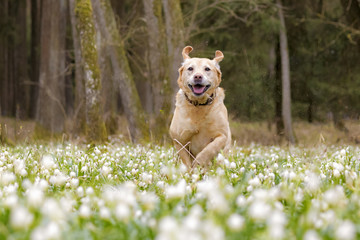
(170, 46, 231, 170)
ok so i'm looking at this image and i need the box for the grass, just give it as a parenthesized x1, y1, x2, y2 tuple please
(1, 140, 360, 240)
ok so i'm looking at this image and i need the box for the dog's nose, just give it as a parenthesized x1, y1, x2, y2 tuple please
(194, 74, 203, 83)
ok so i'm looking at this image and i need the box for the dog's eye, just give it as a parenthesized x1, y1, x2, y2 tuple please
(205, 67, 210, 71)
(188, 67, 193, 71)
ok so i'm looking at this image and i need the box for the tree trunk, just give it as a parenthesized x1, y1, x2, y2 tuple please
(93, 8, 117, 134)
(69, 0, 86, 133)
(91, 0, 149, 142)
(274, 40, 284, 136)
(277, 0, 296, 144)
(29, 0, 42, 118)
(162, 0, 185, 109)
(143, 0, 172, 140)
(13, 0, 29, 119)
(0, 0, 10, 116)
(74, 0, 107, 142)
(36, 0, 67, 133)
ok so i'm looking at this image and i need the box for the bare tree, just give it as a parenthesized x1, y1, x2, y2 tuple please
(91, 0, 149, 142)
(143, 0, 172, 139)
(74, 0, 107, 142)
(277, 0, 296, 144)
(29, 0, 42, 118)
(162, 0, 185, 106)
(36, 0, 67, 133)
(69, 0, 86, 133)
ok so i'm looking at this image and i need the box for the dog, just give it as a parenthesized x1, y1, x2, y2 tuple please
(169, 46, 231, 170)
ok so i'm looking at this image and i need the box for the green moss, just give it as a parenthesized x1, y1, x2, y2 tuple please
(75, 0, 107, 143)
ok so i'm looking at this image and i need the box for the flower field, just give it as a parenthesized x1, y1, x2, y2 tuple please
(1, 141, 360, 240)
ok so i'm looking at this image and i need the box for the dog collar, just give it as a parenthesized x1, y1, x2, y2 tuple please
(184, 91, 216, 106)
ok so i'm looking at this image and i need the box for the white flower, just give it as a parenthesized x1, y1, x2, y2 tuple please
(31, 222, 60, 240)
(4, 194, 18, 208)
(267, 210, 287, 239)
(140, 191, 158, 210)
(248, 200, 272, 221)
(227, 213, 245, 231)
(304, 230, 320, 240)
(304, 172, 320, 193)
(79, 204, 91, 218)
(0, 172, 16, 185)
(101, 165, 112, 176)
(236, 195, 247, 207)
(41, 155, 57, 170)
(248, 177, 261, 187)
(42, 199, 65, 222)
(323, 186, 345, 206)
(115, 203, 131, 222)
(100, 207, 111, 220)
(165, 179, 186, 199)
(10, 206, 33, 229)
(86, 187, 94, 195)
(335, 220, 356, 240)
(70, 178, 79, 188)
(27, 186, 44, 208)
(229, 162, 236, 169)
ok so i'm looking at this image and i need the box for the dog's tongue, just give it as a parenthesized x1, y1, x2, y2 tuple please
(193, 85, 205, 94)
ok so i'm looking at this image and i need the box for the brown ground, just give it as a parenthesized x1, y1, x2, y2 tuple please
(1, 116, 359, 146)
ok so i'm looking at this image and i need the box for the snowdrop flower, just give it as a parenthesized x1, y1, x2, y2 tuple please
(94, 147, 101, 155)
(101, 165, 112, 176)
(335, 220, 356, 240)
(304, 172, 320, 193)
(27, 186, 44, 208)
(41, 155, 57, 170)
(333, 169, 341, 178)
(248, 177, 261, 187)
(31, 222, 61, 240)
(4, 194, 18, 208)
(227, 213, 245, 231)
(77, 186, 84, 197)
(86, 187, 94, 195)
(100, 207, 111, 220)
(248, 200, 272, 221)
(140, 191, 158, 210)
(165, 179, 186, 199)
(42, 198, 65, 222)
(229, 162, 236, 169)
(267, 210, 287, 239)
(10, 206, 33, 229)
(304, 230, 320, 240)
(115, 203, 131, 222)
(49, 174, 67, 187)
(202, 219, 225, 240)
(236, 195, 247, 207)
(0, 172, 16, 185)
(70, 178, 79, 188)
(217, 153, 225, 164)
(140, 172, 153, 184)
(323, 186, 345, 206)
(79, 204, 91, 218)
(156, 216, 178, 240)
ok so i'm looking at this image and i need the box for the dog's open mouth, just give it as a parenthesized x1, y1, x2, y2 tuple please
(188, 84, 211, 96)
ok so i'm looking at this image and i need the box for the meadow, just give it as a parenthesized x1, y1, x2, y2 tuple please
(1, 137, 360, 240)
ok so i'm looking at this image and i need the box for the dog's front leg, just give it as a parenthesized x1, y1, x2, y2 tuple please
(192, 134, 227, 169)
(172, 129, 199, 168)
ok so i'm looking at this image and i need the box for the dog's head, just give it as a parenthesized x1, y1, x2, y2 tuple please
(177, 46, 224, 102)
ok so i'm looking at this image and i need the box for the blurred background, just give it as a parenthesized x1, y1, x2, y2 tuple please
(0, 0, 359, 145)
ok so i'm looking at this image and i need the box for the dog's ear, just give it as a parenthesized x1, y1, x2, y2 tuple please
(213, 50, 224, 69)
(177, 66, 185, 88)
(182, 46, 193, 60)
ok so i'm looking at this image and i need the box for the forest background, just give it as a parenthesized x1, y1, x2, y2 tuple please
(0, 0, 359, 145)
